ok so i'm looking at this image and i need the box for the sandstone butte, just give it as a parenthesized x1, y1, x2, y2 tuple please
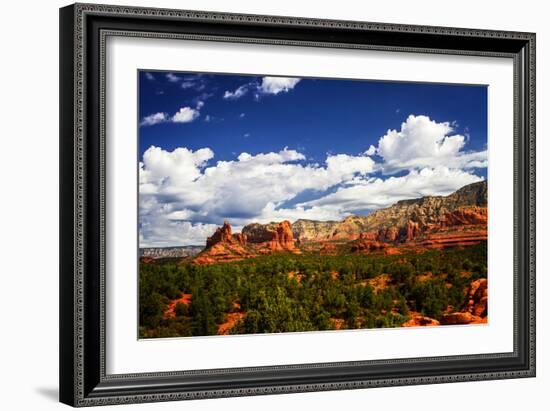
(194, 220, 298, 265)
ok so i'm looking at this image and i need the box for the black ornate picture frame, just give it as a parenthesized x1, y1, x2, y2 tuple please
(59, 3, 535, 407)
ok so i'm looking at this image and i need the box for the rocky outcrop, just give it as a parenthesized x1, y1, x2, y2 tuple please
(417, 229, 488, 249)
(196, 221, 297, 264)
(360, 181, 486, 234)
(350, 240, 387, 253)
(462, 278, 488, 317)
(440, 312, 486, 325)
(402, 316, 440, 327)
(357, 221, 420, 245)
(206, 221, 247, 248)
(440, 279, 488, 325)
(195, 221, 252, 265)
(377, 226, 399, 242)
(403, 279, 488, 327)
(274, 220, 295, 250)
(440, 207, 488, 227)
(359, 232, 377, 241)
(401, 221, 421, 241)
(291, 219, 339, 242)
(194, 241, 252, 265)
(242, 220, 295, 252)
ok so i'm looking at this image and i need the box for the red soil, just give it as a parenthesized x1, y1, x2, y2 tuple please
(217, 302, 246, 335)
(163, 293, 192, 319)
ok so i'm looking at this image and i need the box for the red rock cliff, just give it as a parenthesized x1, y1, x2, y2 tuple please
(242, 220, 296, 251)
(440, 207, 488, 227)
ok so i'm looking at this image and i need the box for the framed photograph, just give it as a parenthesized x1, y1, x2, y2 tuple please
(59, 3, 536, 407)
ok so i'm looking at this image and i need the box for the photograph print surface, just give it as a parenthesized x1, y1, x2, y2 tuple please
(138, 71, 488, 338)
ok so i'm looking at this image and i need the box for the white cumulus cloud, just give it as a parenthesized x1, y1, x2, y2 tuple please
(165, 73, 180, 82)
(171, 107, 200, 123)
(223, 76, 301, 101)
(372, 114, 487, 173)
(298, 167, 483, 214)
(139, 146, 377, 245)
(140, 112, 168, 126)
(258, 77, 301, 95)
(223, 85, 249, 100)
(140, 219, 218, 248)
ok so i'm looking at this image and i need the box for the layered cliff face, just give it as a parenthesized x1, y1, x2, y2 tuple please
(360, 181, 486, 231)
(439, 206, 487, 227)
(291, 219, 339, 242)
(350, 206, 487, 253)
(291, 180, 487, 243)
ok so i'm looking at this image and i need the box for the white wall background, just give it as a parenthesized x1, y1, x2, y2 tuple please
(0, 0, 545, 409)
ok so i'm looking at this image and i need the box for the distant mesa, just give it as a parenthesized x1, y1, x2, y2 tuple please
(139, 245, 203, 261)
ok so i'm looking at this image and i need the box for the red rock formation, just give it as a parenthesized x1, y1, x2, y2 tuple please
(330, 231, 360, 241)
(205, 221, 234, 248)
(440, 206, 488, 227)
(196, 221, 252, 265)
(243, 220, 296, 252)
(400, 220, 421, 242)
(377, 226, 399, 242)
(359, 231, 377, 241)
(462, 278, 488, 317)
(205, 221, 248, 248)
(194, 241, 252, 265)
(417, 229, 488, 249)
(351, 240, 387, 253)
(440, 279, 488, 325)
(233, 232, 247, 246)
(276, 220, 295, 249)
(196, 220, 297, 264)
(403, 316, 440, 327)
(440, 312, 486, 325)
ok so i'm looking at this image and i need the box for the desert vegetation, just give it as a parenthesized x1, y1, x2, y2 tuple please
(139, 242, 487, 338)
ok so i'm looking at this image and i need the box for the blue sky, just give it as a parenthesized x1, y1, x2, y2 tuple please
(138, 71, 487, 247)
